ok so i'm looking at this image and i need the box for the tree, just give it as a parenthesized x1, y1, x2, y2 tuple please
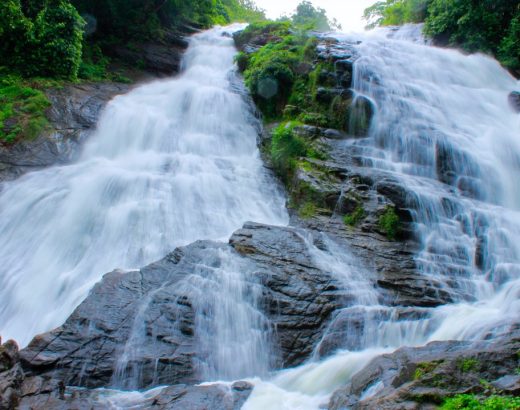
(0, 0, 84, 78)
(292, 1, 341, 32)
(363, 0, 430, 29)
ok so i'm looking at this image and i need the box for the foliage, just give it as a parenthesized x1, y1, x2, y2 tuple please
(291, 1, 341, 32)
(457, 358, 479, 373)
(0, 0, 84, 78)
(343, 205, 366, 226)
(413, 361, 441, 380)
(271, 121, 308, 181)
(298, 202, 317, 219)
(71, 0, 265, 42)
(363, 0, 430, 29)
(0, 72, 51, 143)
(239, 21, 348, 124)
(241, 25, 304, 118)
(378, 206, 400, 239)
(441, 394, 520, 410)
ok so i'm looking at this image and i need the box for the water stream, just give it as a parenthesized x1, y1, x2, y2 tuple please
(1, 23, 519, 409)
(0, 26, 287, 346)
(243, 26, 520, 409)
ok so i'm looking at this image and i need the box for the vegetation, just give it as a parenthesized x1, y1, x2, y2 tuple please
(71, 0, 265, 42)
(298, 202, 317, 219)
(290, 1, 342, 32)
(343, 205, 366, 226)
(364, 0, 429, 28)
(0, 73, 51, 144)
(413, 360, 443, 380)
(363, 0, 520, 75)
(378, 206, 400, 239)
(457, 358, 479, 373)
(0, 0, 84, 79)
(441, 394, 520, 410)
(271, 121, 309, 181)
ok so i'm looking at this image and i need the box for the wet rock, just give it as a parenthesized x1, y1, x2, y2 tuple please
(17, 381, 253, 410)
(0, 82, 131, 182)
(18, 223, 346, 390)
(509, 91, 520, 113)
(230, 222, 345, 365)
(329, 334, 520, 410)
(0, 339, 23, 410)
(348, 95, 374, 137)
(112, 42, 185, 75)
(316, 87, 352, 104)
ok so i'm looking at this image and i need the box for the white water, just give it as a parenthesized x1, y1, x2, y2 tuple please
(0, 26, 288, 346)
(243, 26, 520, 409)
(2, 23, 520, 410)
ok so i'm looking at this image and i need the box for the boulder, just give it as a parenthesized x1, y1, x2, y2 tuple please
(329, 333, 520, 410)
(18, 223, 347, 390)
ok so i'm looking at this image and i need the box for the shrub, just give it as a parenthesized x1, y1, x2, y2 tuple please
(271, 121, 308, 181)
(0, 76, 51, 143)
(378, 206, 400, 239)
(0, 0, 84, 79)
(441, 394, 520, 410)
(343, 205, 365, 226)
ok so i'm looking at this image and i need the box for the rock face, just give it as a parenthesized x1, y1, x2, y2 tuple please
(17, 223, 347, 391)
(0, 82, 131, 182)
(329, 332, 520, 410)
(0, 337, 253, 410)
(509, 91, 520, 113)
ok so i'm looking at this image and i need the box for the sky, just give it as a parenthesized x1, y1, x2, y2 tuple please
(253, 0, 377, 32)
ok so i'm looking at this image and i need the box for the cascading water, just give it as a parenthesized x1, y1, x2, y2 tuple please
(0, 26, 288, 347)
(2, 21, 519, 410)
(242, 26, 520, 409)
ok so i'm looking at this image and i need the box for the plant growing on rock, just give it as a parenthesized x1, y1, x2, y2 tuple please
(378, 206, 400, 239)
(343, 205, 365, 226)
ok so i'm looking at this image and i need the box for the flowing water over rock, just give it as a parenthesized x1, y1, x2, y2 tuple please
(243, 26, 520, 409)
(0, 26, 288, 346)
(2, 24, 520, 410)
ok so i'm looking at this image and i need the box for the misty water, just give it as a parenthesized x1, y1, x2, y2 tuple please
(0, 23, 519, 409)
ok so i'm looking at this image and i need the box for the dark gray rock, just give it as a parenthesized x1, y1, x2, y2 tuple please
(329, 334, 520, 410)
(509, 91, 520, 113)
(17, 381, 253, 410)
(348, 95, 375, 137)
(18, 223, 347, 390)
(0, 82, 131, 182)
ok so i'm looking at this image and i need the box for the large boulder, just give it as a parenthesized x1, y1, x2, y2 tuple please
(329, 333, 520, 410)
(18, 223, 347, 390)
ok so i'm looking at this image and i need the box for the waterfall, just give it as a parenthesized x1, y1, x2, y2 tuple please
(243, 26, 520, 409)
(2, 21, 519, 410)
(0, 26, 288, 347)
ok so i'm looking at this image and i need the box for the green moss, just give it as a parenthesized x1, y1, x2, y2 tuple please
(0, 74, 51, 143)
(343, 205, 365, 226)
(378, 206, 400, 240)
(458, 358, 479, 373)
(413, 360, 443, 381)
(441, 394, 520, 410)
(298, 202, 317, 219)
(271, 121, 308, 182)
